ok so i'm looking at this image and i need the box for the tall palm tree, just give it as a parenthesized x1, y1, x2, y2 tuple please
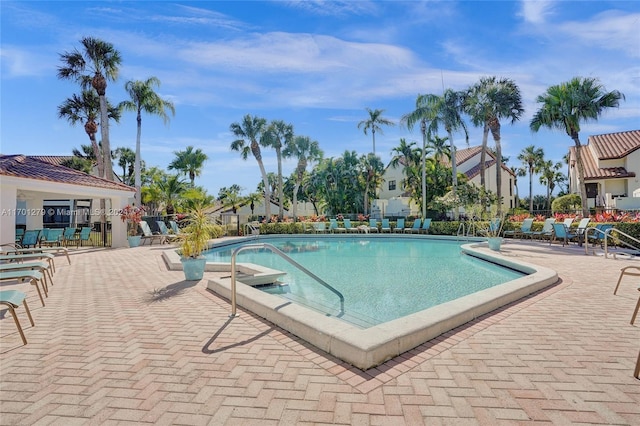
(263, 120, 294, 220)
(58, 37, 122, 181)
(229, 115, 271, 219)
(463, 77, 524, 215)
(283, 135, 323, 221)
(359, 154, 385, 215)
(119, 76, 175, 206)
(530, 77, 624, 216)
(114, 147, 135, 184)
(517, 145, 545, 214)
(168, 146, 208, 186)
(539, 160, 565, 210)
(357, 108, 395, 155)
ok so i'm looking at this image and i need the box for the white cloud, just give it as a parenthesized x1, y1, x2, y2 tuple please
(519, 0, 555, 24)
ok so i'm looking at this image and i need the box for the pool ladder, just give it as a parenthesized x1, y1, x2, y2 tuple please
(229, 243, 345, 318)
(584, 227, 640, 258)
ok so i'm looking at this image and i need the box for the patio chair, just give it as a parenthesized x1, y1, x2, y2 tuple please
(156, 221, 179, 242)
(21, 230, 41, 248)
(329, 218, 345, 233)
(313, 222, 327, 233)
(531, 218, 556, 240)
(380, 219, 391, 233)
(419, 218, 432, 234)
(503, 218, 534, 239)
(631, 287, 640, 326)
(343, 219, 359, 233)
(587, 223, 614, 248)
(368, 219, 379, 233)
(613, 265, 640, 295)
(393, 218, 405, 233)
(405, 218, 422, 233)
(139, 221, 166, 245)
(549, 223, 578, 246)
(0, 290, 35, 345)
(63, 227, 79, 247)
(40, 228, 64, 247)
(0, 269, 46, 307)
(78, 227, 93, 246)
(1, 243, 70, 266)
(15, 228, 25, 244)
(169, 220, 184, 235)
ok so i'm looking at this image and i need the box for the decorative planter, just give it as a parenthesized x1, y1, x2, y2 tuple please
(487, 237, 503, 251)
(181, 257, 207, 281)
(127, 235, 142, 248)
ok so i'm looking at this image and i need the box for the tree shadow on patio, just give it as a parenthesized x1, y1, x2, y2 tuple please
(145, 280, 199, 302)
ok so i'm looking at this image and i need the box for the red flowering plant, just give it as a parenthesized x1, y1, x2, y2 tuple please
(120, 205, 146, 236)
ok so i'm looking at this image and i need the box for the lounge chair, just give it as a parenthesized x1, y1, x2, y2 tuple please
(0, 260, 53, 294)
(139, 221, 166, 245)
(550, 223, 578, 246)
(393, 218, 405, 233)
(563, 217, 575, 228)
(169, 220, 184, 235)
(405, 219, 422, 233)
(0, 290, 35, 345)
(78, 227, 93, 246)
(20, 230, 41, 248)
(40, 228, 64, 247)
(0, 269, 46, 307)
(156, 221, 179, 242)
(15, 228, 25, 244)
(343, 219, 359, 233)
(532, 218, 556, 240)
(503, 218, 534, 239)
(572, 218, 591, 244)
(63, 227, 79, 247)
(368, 219, 379, 233)
(419, 218, 432, 234)
(587, 223, 614, 248)
(380, 219, 391, 233)
(329, 218, 345, 233)
(313, 222, 327, 233)
(1, 243, 70, 266)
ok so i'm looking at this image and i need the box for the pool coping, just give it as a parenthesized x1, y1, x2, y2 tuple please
(163, 235, 559, 370)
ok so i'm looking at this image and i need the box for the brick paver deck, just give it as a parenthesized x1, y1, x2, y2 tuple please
(1, 240, 639, 424)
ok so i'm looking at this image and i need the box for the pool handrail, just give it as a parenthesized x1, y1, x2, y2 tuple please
(230, 243, 345, 318)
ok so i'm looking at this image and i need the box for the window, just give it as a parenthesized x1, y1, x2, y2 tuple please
(388, 180, 396, 191)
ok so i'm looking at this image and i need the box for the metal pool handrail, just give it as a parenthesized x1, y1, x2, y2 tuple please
(229, 243, 345, 318)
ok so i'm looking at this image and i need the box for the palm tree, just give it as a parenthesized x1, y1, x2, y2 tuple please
(156, 174, 188, 216)
(114, 147, 135, 184)
(119, 77, 175, 206)
(517, 145, 545, 214)
(229, 115, 272, 219)
(168, 146, 208, 186)
(283, 135, 323, 221)
(57, 90, 121, 179)
(58, 37, 122, 181)
(530, 77, 624, 216)
(263, 120, 294, 220)
(357, 108, 394, 155)
(360, 154, 384, 215)
(463, 77, 524, 215)
(539, 160, 565, 211)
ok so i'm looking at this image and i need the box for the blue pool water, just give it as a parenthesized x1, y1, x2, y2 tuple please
(204, 236, 525, 327)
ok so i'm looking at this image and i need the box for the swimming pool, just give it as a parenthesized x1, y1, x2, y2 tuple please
(203, 236, 525, 327)
(163, 234, 558, 369)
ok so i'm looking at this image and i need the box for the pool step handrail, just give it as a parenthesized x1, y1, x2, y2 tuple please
(602, 228, 640, 259)
(230, 243, 345, 318)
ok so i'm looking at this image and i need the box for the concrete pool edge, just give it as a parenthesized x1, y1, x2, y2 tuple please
(188, 238, 559, 370)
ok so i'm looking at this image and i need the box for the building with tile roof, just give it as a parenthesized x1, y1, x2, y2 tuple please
(377, 146, 516, 217)
(0, 154, 136, 248)
(568, 130, 640, 210)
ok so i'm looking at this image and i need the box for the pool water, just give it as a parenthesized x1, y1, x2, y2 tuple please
(204, 236, 525, 327)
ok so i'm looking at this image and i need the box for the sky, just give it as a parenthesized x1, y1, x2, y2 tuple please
(1, 0, 639, 200)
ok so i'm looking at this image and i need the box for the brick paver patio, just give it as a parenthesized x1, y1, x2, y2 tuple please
(1, 240, 639, 424)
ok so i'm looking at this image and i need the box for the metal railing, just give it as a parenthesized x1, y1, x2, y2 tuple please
(584, 226, 640, 258)
(229, 243, 345, 318)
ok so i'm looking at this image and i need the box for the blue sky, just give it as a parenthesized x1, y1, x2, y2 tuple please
(2, 1, 639, 199)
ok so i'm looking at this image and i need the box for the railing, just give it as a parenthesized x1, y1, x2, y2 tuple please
(584, 226, 640, 258)
(243, 222, 260, 237)
(457, 223, 466, 238)
(229, 243, 345, 318)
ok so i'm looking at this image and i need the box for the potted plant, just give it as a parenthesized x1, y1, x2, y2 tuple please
(120, 205, 145, 247)
(178, 208, 217, 280)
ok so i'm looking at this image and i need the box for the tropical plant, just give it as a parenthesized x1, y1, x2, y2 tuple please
(530, 77, 624, 216)
(58, 37, 122, 181)
(229, 114, 271, 218)
(120, 204, 146, 236)
(357, 107, 394, 155)
(168, 146, 208, 186)
(517, 145, 545, 214)
(463, 76, 524, 215)
(359, 153, 384, 215)
(114, 147, 135, 184)
(155, 174, 188, 215)
(262, 120, 294, 220)
(283, 135, 323, 221)
(218, 185, 243, 213)
(178, 208, 218, 258)
(539, 160, 566, 210)
(119, 76, 175, 205)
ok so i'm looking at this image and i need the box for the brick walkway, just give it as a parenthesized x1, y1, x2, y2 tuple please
(1, 241, 639, 424)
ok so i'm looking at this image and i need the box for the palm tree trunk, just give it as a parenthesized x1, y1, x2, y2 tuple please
(98, 95, 113, 181)
(292, 182, 300, 221)
(257, 160, 272, 219)
(421, 121, 427, 218)
(448, 129, 458, 220)
(528, 167, 534, 213)
(490, 122, 502, 216)
(134, 111, 142, 206)
(276, 148, 284, 220)
(480, 123, 489, 188)
(572, 135, 590, 217)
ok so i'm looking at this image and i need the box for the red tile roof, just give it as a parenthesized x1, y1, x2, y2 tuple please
(571, 130, 640, 181)
(0, 154, 135, 192)
(27, 155, 74, 166)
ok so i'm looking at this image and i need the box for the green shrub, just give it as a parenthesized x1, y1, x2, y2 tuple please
(552, 194, 581, 213)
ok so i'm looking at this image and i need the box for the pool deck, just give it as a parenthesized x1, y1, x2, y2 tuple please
(1, 239, 639, 424)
